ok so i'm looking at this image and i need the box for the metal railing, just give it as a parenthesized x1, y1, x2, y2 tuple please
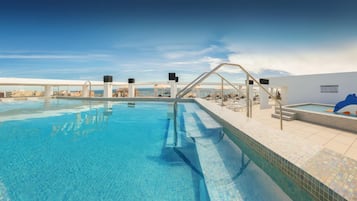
(172, 63, 283, 146)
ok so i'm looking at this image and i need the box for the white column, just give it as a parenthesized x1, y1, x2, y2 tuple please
(128, 84, 135, 98)
(249, 84, 254, 101)
(82, 85, 89, 97)
(170, 80, 177, 98)
(44, 85, 53, 97)
(280, 87, 288, 105)
(259, 86, 270, 109)
(154, 87, 158, 97)
(104, 83, 112, 98)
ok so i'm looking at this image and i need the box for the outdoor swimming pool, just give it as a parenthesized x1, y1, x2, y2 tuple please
(0, 99, 312, 200)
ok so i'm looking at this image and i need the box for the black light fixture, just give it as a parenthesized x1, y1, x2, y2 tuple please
(103, 75, 113, 83)
(259, 78, 269, 85)
(128, 78, 135, 83)
(168, 73, 176, 80)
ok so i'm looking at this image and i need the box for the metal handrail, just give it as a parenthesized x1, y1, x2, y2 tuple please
(173, 63, 283, 135)
(213, 72, 242, 95)
(176, 63, 228, 99)
(176, 72, 207, 98)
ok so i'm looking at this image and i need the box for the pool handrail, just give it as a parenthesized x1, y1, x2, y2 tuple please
(173, 63, 283, 146)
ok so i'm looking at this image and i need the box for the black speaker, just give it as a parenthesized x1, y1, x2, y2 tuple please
(259, 78, 269, 85)
(175, 77, 179, 82)
(128, 78, 135, 83)
(168, 73, 176, 80)
(103, 75, 113, 83)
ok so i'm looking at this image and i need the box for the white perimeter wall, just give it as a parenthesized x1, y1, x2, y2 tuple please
(269, 72, 357, 105)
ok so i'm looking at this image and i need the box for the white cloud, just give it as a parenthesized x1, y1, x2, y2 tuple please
(227, 42, 357, 75)
(163, 45, 218, 59)
(0, 54, 110, 60)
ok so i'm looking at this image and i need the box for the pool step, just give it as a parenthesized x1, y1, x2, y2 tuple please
(195, 110, 222, 131)
(183, 103, 222, 138)
(272, 107, 296, 121)
(183, 112, 222, 139)
(271, 113, 295, 121)
(194, 136, 244, 200)
(182, 103, 292, 201)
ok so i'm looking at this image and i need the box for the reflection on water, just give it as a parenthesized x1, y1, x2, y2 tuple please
(0, 99, 118, 138)
(0, 99, 116, 122)
(0, 180, 9, 201)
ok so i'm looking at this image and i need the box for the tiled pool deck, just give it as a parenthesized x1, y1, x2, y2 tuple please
(195, 98, 357, 201)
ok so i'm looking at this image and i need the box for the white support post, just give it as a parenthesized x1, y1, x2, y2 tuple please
(104, 83, 112, 98)
(259, 87, 270, 109)
(168, 73, 177, 98)
(128, 84, 135, 98)
(128, 78, 135, 98)
(103, 75, 113, 98)
(82, 85, 89, 97)
(280, 86, 288, 105)
(170, 80, 176, 98)
(44, 85, 53, 97)
(249, 84, 254, 102)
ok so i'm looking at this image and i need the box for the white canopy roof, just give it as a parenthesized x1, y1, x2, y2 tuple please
(0, 78, 127, 86)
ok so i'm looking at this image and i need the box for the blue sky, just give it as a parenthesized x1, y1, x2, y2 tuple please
(0, 0, 357, 82)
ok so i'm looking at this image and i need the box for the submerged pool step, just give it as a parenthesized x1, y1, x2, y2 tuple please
(195, 135, 292, 201)
(183, 113, 203, 138)
(184, 102, 201, 112)
(183, 112, 223, 139)
(195, 110, 222, 131)
(183, 104, 291, 201)
(183, 103, 222, 139)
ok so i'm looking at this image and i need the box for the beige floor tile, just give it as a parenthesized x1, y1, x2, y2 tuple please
(332, 135, 356, 145)
(225, 102, 357, 160)
(345, 147, 357, 161)
(351, 139, 357, 148)
(294, 132, 314, 139)
(324, 141, 350, 155)
(314, 132, 338, 140)
(337, 131, 357, 138)
(308, 134, 334, 145)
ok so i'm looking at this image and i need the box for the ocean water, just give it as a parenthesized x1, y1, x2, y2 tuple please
(92, 88, 235, 98)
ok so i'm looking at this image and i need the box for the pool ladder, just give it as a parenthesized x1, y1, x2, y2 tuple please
(172, 63, 283, 146)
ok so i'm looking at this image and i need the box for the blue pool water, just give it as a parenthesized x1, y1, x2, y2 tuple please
(0, 99, 312, 201)
(288, 103, 357, 117)
(289, 104, 333, 113)
(0, 100, 200, 200)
